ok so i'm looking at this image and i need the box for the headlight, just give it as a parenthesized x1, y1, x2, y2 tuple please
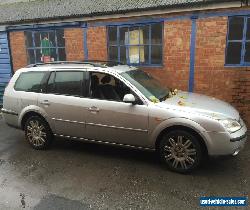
(219, 119, 241, 133)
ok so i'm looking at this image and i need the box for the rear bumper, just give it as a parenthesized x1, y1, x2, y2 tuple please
(1, 108, 19, 128)
(205, 124, 248, 156)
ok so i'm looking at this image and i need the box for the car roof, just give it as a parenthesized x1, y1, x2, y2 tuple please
(19, 62, 137, 74)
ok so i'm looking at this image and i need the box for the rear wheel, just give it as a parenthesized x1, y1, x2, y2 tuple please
(24, 116, 53, 150)
(159, 130, 203, 173)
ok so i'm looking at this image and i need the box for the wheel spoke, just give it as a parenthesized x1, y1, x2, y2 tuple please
(183, 140, 192, 149)
(27, 126, 33, 131)
(39, 125, 45, 131)
(180, 160, 187, 169)
(30, 137, 35, 144)
(40, 131, 46, 137)
(39, 137, 45, 143)
(186, 148, 196, 156)
(186, 156, 195, 164)
(172, 159, 179, 168)
(34, 121, 39, 128)
(177, 136, 183, 144)
(30, 121, 35, 127)
(168, 138, 176, 147)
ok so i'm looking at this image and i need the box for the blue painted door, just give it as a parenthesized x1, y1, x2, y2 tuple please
(0, 32, 12, 105)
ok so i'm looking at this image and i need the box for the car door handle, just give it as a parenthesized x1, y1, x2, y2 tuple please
(87, 106, 100, 112)
(40, 100, 50, 105)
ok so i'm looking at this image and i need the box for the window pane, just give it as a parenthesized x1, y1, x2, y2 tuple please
(246, 18, 250, 40)
(50, 48, 57, 62)
(244, 42, 250, 62)
(129, 46, 139, 64)
(36, 49, 42, 63)
(140, 46, 149, 64)
(15, 72, 45, 92)
(54, 72, 83, 96)
(58, 48, 66, 61)
(120, 27, 128, 45)
(151, 45, 162, 64)
(27, 50, 35, 64)
(108, 27, 117, 45)
(140, 25, 149, 45)
(228, 17, 244, 40)
(48, 31, 55, 46)
(25, 32, 33, 48)
(109, 46, 118, 61)
(56, 29, 65, 47)
(151, 23, 163, 44)
(226, 42, 242, 64)
(120, 46, 127, 64)
(34, 32, 41, 47)
(129, 26, 140, 45)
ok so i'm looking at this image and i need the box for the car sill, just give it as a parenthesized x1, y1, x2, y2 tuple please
(54, 134, 155, 151)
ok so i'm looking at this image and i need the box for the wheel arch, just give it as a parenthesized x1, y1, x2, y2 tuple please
(18, 105, 54, 131)
(21, 111, 50, 131)
(152, 118, 210, 156)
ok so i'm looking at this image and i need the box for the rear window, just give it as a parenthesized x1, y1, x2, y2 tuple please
(14, 72, 46, 92)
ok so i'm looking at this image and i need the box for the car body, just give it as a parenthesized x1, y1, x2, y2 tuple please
(1, 62, 248, 173)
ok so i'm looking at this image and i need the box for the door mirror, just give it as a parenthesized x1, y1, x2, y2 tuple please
(123, 94, 136, 104)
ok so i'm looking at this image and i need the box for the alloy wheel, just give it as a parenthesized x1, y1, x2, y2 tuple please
(26, 120, 47, 147)
(163, 135, 197, 170)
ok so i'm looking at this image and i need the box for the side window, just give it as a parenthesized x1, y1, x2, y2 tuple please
(14, 72, 46, 92)
(226, 17, 244, 65)
(226, 16, 250, 65)
(47, 71, 84, 97)
(89, 72, 131, 101)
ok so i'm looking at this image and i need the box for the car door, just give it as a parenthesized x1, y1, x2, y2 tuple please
(84, 71, 150, 148)
(38, 70, 88, 138)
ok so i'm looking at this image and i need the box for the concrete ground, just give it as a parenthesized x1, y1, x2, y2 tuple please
(0, 116, 249, 210)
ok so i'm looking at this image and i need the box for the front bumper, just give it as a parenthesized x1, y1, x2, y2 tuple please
(205, 122, 248, 156)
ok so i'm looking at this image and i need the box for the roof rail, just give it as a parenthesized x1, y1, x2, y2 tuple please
(26, 61, 107, 68)
(26, 60, 125, 68)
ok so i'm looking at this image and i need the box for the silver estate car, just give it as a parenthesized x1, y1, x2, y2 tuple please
(2, 62, 248, 173)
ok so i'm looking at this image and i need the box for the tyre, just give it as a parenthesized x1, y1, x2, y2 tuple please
(24, 116, 53, 150)
(159, 130, 203, 173)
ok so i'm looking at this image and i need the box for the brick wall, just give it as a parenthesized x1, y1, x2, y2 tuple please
(64, 28, 84, 61)
(195, 16, 250, 127)
(9, 31, 28, 71)
(144, 20, 191, 91)
(87, 26, 107, 60)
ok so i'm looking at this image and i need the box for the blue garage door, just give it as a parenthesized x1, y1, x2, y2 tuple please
(0, 32, 12, 105)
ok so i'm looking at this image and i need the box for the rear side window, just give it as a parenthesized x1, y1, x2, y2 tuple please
(47, 71, 85, 96)
(14, 72, 46, 92)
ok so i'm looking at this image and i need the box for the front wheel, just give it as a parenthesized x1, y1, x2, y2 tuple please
(24, 116, 53, 150)
(159, 130, 203, 173)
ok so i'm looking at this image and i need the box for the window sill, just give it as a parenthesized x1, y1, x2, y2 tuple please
(224, 64, 250, 68)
